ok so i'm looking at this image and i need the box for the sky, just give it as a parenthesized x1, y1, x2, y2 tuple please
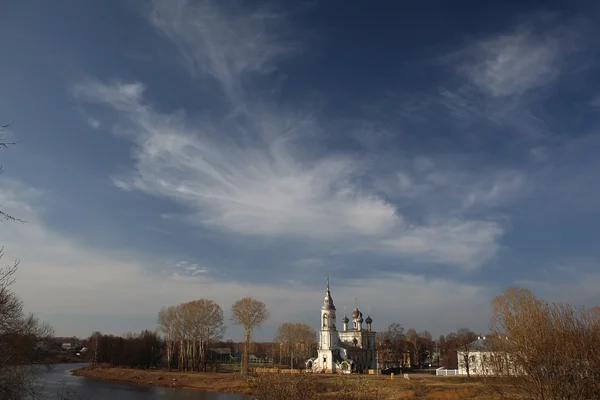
(1, 0, 600, 341)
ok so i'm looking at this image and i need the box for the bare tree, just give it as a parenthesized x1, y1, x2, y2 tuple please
(1, 125, 54, 399)
(455, 328, 478, 377)
(0, 249, 54, 399)
(157, 300, 225, 372)
(157, 306, 177, 371)
(421, 330, 433, 366)
(89, 331, 101, 367)
(0, 123, 23, 223)
(274, 322, 316, 368)
(376, 322, 407, 369)
(481, 287, 600, 399)
(185, 299, 226, 371)
(231, 297, 269, 375)
(406, 328, 426, 367)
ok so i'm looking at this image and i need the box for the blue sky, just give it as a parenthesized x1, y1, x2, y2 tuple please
(1, 0, 600, 340)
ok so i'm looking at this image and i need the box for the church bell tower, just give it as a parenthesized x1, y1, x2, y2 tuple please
(318, 276, 338, 372)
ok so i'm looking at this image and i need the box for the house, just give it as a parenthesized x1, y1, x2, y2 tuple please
(34, 341, 48, 350)
(249, 354, 266, 364)
(208, 348, 232, 363)
(61, 343, 73, 351)
(457, 336, 518, 376)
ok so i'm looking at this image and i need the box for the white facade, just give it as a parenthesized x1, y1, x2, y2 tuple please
(457, 337, 518, 376)
(308, 279, 377, 374)
(457, 350, 495, 375)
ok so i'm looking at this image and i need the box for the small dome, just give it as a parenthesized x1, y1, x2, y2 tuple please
(342, 315, 349, 323)
(365, 315, 372, 324)
(322, 292, 336, 310)
(351, 308, 361, 318)
(359, 317, 364, 323)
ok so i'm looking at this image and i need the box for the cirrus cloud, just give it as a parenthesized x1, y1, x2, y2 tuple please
(72, 79, 508, 269)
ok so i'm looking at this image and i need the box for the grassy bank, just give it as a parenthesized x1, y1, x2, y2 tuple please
(71, 366, 498, 399)
(72, 366, 253, 395)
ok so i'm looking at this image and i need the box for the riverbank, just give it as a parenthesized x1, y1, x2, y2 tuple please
(72, 366, 501, 399)
(72, 366, 254, 395)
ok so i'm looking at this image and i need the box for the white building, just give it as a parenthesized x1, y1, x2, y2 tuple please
(307, 279, 377, 374)
(457, 336, 517, 376)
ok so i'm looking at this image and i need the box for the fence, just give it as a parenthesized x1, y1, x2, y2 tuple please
(436, 367, 459, 376)
(252, 367, 305, 374)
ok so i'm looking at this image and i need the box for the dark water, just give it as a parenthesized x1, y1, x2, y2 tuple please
(40, 364, 249, 400)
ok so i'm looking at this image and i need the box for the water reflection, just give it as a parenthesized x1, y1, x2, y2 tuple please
(40, 364, 247, 400)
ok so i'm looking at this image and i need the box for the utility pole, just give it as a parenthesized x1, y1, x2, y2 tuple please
(376, 349, 379, 377)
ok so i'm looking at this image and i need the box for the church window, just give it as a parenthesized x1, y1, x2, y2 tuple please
(323, 313, 328, 327)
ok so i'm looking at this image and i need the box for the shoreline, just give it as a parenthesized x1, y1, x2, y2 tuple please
(71, 366, 255, 396)
(70, 366, 491, 399)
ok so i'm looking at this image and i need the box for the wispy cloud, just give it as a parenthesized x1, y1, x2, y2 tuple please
(2, 180, 496, 337)
(148, 0, 296, 105)
(73, 80, 400, 238)
(72, 79, 510, 269)
(379, 220, 503, 268)
(169, 260, 210, 276)
(87, 116, 100, 129)
(514, 260, 600, 306)
(420, 15, 590, 141)
(67, 1, 533, 270)
(454, 18, 580, 97)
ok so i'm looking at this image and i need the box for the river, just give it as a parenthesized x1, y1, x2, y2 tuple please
(39, 364, 249, 400)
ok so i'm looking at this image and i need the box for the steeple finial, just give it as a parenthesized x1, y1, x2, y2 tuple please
(322, 273, 335, 310)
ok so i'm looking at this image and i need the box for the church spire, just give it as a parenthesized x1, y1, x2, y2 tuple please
(322, 275, 335, 310)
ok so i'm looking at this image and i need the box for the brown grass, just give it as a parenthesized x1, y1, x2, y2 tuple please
(72, 367, 514, 399)
(72, 366, 254, 395)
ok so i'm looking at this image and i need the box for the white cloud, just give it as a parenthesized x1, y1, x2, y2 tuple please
(461, 171, 527, 209)
(379, 220, 503, 269)
(376, 157, 528, 212)
(1, 180, 494, 338)
(72, 79, 509, 268)
(86, 116, 100, 129)
(72, 81, 399, 239)
(71, 81, 146, 113)
(149, 0, 296, 104)
(514, 270, 600, 307)
(423, 17, 589, 140)
(457, 23, 570, 97)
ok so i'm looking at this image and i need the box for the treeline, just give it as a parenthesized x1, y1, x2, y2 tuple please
(87, 299, 318, 374)
(376, 323, 477, 369)
(155, 296, 270, 375)
(89, 330, 161, 368)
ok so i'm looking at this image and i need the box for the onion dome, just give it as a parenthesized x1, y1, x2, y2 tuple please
(342, 315, 349, 323)
(365, 315, 372, 324)
(358, 317, 364, 324)
(351, 308, 361, 318)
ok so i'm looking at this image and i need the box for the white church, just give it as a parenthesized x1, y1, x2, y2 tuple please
(306, 279, 377, 374)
